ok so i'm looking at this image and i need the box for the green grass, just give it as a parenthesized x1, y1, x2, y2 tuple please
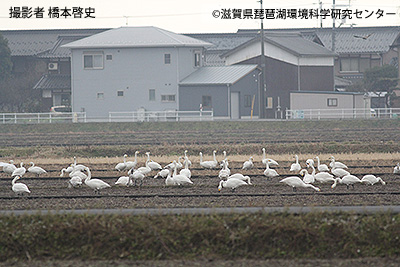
(0, 212, 399, 262)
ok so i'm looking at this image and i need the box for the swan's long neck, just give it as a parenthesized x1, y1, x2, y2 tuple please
(184, 158, 189, 169)
(30, 162, 35, 167)
(265, 161, 270, 171)
(316, 157, 321, 166)
(20, 162, 24, 167)
(199, 152, 203, 163)
(85, 168, 91, 182)
(123, 155, 127, 164)
(310, 164, 316, 176)
(74, 157, 77, 166)
(134, 151, 138, 163)
(173, 162, 178, 176)
(378, 177, 385, 185)
(11, 176, 18, 185)
(262, 149, 266, 161)
(295, 155, 298, 164)
(213, 151, 217, 162)
(306, 183, 320, 191)
(60, 169, 65, 177)
(146, 153, 150, 161)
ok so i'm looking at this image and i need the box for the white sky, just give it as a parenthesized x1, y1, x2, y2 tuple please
(0, 0, 399, 33)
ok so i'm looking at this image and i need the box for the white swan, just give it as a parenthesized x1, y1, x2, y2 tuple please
(289, 155, 301, 173)
(12, 176, 30, 195)
(115, 154, 127, 171)
(300, 169, 314, 184)
(329, 156, 348, 169)
(331, 174, 362, 189)
(12, 162, 26, 177)
(183, 150, 192, 167)
(394, 163, 400, 174)
(315, 156, 329, 172)
(115, 176, 131, 186)
(146, 152, 162, 170)
(154, 169, 170, 179)
(27, 162, 47, 177)
(361, 175, 386, 185)
(72, 156, 86, 171)
(218, 178, 248, 192)
(137, 155, 152, 175)
(228, 173, 252, 185)
(221, 151, 229, 167)
(125, 151, 139, 170)
(68, 176, 83, 188)
(264, 160, 279, 178)
(218, 159, 230, 179)
(84, 167, 111, 193)
(172, 160, 193, 186)
(60, 165, 74, 176)
(128, 168, 146, 187)
(179, 157, 191, 179)
(1, 160, 17, 174)
(279, 176, 320, 192)
(242, 156, 254, 170)
(262, 148, 279, 166)
(306, 161, 335, 184)
(165, 168, 177, 186)
(331, 166, 350, 178)
(199, 151, 218, 169)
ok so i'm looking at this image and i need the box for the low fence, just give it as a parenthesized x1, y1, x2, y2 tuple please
(109, 110, 214, 122)
(0, 112, 86, 124)
(286, 108, 400, 120)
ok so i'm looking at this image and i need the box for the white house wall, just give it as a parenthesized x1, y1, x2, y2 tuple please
(71, 47, 199, 118)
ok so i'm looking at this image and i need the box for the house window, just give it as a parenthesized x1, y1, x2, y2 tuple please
(266, 97, 273, 109)
(97, 92, 104, 100)
(244, 95, 252, 108)
(149, 89, 155, 101)
(340, 58, 359, 72)
(161, 95, 175, 102)
(106, 55, 112, 60)
(327, 98, 338, 107)
(194, 52, 201, 67)
(117, 90, 124, 97)
(84, 53, 103, 69)
(164, 54, 171, 64)
(202, 95, 212, 108)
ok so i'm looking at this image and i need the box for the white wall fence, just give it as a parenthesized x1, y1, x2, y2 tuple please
(286, 108, 400, 120)
(0, 112, 87, 124)
(109, 110, 214, 122)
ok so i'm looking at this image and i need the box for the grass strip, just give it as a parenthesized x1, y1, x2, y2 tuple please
(0, 212, 399, 261)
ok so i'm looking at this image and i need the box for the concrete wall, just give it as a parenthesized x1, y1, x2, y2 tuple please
(71, 46, 202, 117)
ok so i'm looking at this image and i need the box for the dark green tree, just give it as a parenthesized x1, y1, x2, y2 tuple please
(0, 33, 12, 81)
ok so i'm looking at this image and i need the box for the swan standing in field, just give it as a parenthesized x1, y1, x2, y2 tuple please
(219, 159, 230, 179)
(300, 169, 314, 184)
(27, 162, 47, 177)
(1, 160, 17, 175)
(72, 156, 87, 171)
(262, 148, 279, 166)
(329, 156, 348, 169)
(331, 174, 362, 189)
(221, 151, 229, 167)
(228, 173, 252, 185)
(125, 151, 139, 170)
(279, 176, 320, 192)
(264, 160, 279, 178)
(306, 161, 335, 184)
(11, 176, 31, 195)
(242, 156, 254, 170)
(199, 150, 218, 169)
(331, 166, 350, 178)
(315, 156, 329, 172)
(361, 175, 386, 185)
(290, 155, 301, 173)
(183, 150, 192, 167)
(165, 168, 177, 186)
(128, 168, 146, 187)
(146, 152, 162, 170)
(12, 162, 26, 177)
(137, 156, 152, 176)
(172, 160, 193, 186)
(68, 176, 83, 188)
(179, 157, 192, 179)
(115, 175, 131, 186)
(394, 163, 400, 174)
(218, 178, 248, 192)
(154, 168, 170, 179)
(84, 167, 111, 193)
(115, 154, 127, 171)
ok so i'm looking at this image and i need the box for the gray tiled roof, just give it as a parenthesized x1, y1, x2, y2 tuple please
(185, 33, 255, 51)
(33, 74, 71, 90)
(1, 29, 109, 56)
(63, 26, 213, 49)
(180, 65, 258, 85)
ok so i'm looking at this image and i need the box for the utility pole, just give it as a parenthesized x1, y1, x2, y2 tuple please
(259, 0, 266, 119)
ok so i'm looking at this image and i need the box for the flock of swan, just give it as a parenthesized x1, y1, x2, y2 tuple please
(1, 149, 400, 195)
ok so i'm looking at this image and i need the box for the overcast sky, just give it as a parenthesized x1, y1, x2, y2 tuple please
(1, 0, 399, 33)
